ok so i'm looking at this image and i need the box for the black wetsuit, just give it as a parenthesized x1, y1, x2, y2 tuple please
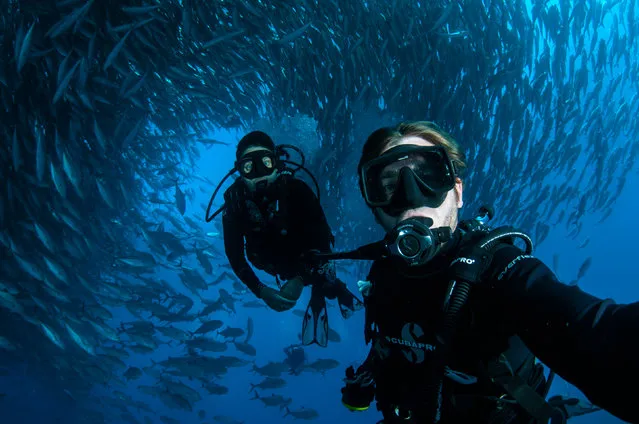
(222, 173, 361, 346)
(356, 229, 639, 424)
(222, 174, 334, 295)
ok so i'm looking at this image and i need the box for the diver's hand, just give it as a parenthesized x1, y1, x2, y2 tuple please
(341, 366, 375, 411)
(259, 286, 296, 312)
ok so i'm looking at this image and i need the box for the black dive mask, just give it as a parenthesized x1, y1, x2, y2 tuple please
(236, 150, 279, 192)
(384, 217, 452, 266)
(236, 150, 278, 179)
(360, 145, 457, 216)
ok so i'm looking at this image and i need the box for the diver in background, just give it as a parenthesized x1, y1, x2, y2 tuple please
(214, 130, 362, 347)
(283, 344, 306, 375)
(333, 121, 638, 423)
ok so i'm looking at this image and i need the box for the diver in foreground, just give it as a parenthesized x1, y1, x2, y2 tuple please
(326, 122, 639, 423)
(207, 130, 362, 347)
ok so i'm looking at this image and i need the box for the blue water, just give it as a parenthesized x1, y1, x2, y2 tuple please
(2, 0, 637, 420)
(1, 125, 634, 424)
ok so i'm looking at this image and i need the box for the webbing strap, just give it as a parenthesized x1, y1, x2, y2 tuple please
(492, 374, 565, 424)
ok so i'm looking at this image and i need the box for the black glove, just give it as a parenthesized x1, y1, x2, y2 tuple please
(547, 395, 601, 419)
(259, 286, 296, 312)
(341, 366, 375, 411)
(300, 250, 333, 279)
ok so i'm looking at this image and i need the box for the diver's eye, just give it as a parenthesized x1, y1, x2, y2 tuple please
(242, 161, 253, 174)
(262, 157, 273, 168)
(382, 182, 396, 196)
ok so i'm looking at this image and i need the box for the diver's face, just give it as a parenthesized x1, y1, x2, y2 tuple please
(373, 136, 464, 232)
(239, 146, 277, 192)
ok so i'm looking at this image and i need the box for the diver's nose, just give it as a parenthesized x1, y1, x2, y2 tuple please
(392, 167, 432, 209)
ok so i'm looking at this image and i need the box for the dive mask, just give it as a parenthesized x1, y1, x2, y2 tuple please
(236, 150, 278, 179)
(360, 145, 457, 213)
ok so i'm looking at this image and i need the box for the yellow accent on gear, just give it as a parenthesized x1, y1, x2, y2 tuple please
(342, 401, 369, 412)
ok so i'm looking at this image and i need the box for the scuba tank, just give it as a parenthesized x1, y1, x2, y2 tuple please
(204, 144, 321, 222)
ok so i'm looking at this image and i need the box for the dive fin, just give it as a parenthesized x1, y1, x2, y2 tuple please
(301, 285, 328, 347)
(336, 283, 364, 319)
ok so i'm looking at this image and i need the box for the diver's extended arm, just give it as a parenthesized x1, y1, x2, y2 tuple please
(489, 245, 639, 423)
(222, 211, 265, 298)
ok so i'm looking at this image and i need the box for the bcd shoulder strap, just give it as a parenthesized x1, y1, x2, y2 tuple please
(363, 283, 376, 345)
(458, 225, 565, 424)
(481, 349, 566, 424)
(362, 264, 381, 345)
(274, 170, 295, 218)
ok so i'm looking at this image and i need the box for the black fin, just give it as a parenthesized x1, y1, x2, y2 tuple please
(301, 285, 328, 347)
(335, 283, 364, 319)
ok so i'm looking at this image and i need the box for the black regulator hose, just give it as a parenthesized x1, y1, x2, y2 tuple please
(205, 168, 236, 222)
(422, 227, 534, 423)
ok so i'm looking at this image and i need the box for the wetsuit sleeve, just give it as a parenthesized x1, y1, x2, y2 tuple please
(357, 346, 378, 374)
(222, 193, 265, 298)
(288, 179, 334, 251)
(487, 245, 639, 423)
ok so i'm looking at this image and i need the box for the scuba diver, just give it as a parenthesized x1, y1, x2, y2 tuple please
(308, 121, 639, 423)
(205, 130, 363, 347)
(283, 343, 306, 375)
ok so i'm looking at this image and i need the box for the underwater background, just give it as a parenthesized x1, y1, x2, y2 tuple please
(1, 0, 638, 423)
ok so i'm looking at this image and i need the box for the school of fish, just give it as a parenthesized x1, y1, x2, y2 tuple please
(0, 0, 638, 423)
